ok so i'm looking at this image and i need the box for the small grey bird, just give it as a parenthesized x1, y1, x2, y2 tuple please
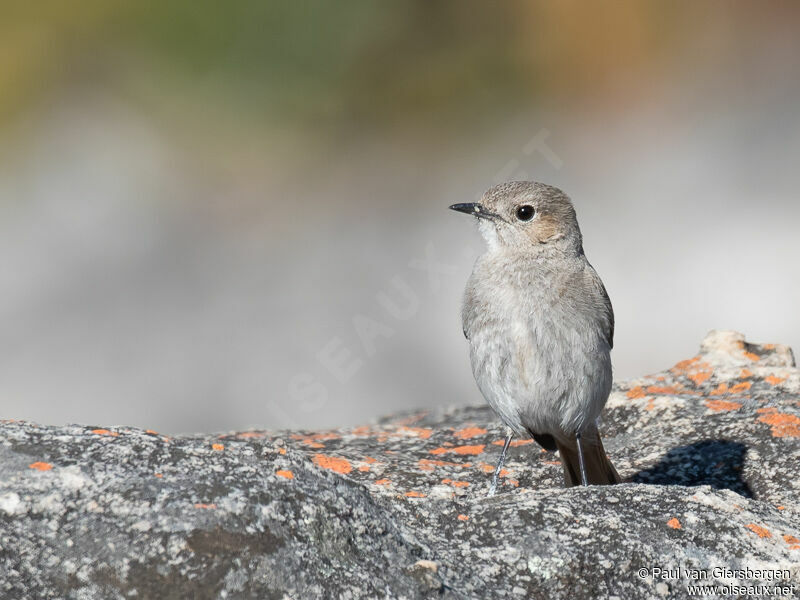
(450, 181, 620, 493)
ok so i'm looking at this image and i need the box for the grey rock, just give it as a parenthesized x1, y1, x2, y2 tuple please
(1, 330, 799, 599)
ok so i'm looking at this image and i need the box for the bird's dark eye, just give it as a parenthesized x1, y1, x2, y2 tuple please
(516, 205, 535, 221)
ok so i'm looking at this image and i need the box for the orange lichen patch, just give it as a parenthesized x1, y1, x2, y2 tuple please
(276, 469, 294, 479)
(145, 429, 159, 435)
(705, 399, 743, 412)
(710, 383, 729, 396)
(453, 426, 487, 440)
(627, 386, 646, 399)
(764, 343, 776, 350)
(688, 371, 712, 385)
(431, 444, 485, 456)
(28, 462, 52, 471)
(452, 444, 484, 454)
(758, 413, 800, 438)
(351, 426, 372, 436)
(645, 399, 657, 412)
(667, 518, 682, 529)
(777, 506, 785, 510)
(744, 351, 761, 362)
(364, 456, 377, 464)
(765, 375, 787, 386)
(194, 503, 217, 509)
(441, 478, 470, 488)
(399, 426, 433, 439)
(478, 462, 510, 475)
(672, 357, 700, 372)
(374, 478, 390, 485)
(505, 479, 519, 487)
(292, 432, 341, 448)
(211, 443, 224, 451)
(312, 454, 353, 474)
(154, 473, 163, 478)
(746, 523, 772, 538)
(783, 534, 800, 545)
(236, 431, 266, 439)
(358, 464, 371, 472)
(91, 429, 119, 437)
(418, 458, 466, 471)
(647, 385, 679, 395)
(278, 448, 287, 455)
(491, 439, 534, 447)
(757, 407, 777, 414)
(740, 368, 754, 378)
(457, 514, 469, 521)
(730, 381, 752, 394)
(300, 433, 341, 448)
(392, 412, 428, 426)
(404, 491, 426, 498)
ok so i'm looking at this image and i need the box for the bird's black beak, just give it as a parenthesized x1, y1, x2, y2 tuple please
(449, 203, 495, 220)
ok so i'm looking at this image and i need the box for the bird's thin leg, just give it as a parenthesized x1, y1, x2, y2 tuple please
(489, 430, 513, 497)
(576, 431, 589, 486)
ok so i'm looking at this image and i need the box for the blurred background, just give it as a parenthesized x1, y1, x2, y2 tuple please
(2, 1, 799, 433)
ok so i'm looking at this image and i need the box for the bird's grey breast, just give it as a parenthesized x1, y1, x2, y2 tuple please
(462, 251, 613, 436)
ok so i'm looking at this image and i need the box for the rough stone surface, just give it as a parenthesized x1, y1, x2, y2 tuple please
(1, 330, 799, 599)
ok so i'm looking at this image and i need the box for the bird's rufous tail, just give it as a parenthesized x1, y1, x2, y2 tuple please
(555, 426, 620, 487)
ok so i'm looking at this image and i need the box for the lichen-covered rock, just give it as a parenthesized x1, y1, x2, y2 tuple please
(1, 331, 798, 599)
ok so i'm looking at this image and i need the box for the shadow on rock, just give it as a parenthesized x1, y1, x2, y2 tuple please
(631, 439, 754, 498)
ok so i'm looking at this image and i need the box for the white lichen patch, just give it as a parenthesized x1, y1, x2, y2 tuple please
(0, 492, 26, 516)
(528, 555, 567, 579)
(58, 466, 92, 491)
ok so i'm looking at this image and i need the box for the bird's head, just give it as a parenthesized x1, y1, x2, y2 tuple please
(450, 181, 583, 254)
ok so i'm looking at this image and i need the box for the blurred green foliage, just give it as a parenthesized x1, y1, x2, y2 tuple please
(1, 1, 797, 134)
(2, 1, 530, 129)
